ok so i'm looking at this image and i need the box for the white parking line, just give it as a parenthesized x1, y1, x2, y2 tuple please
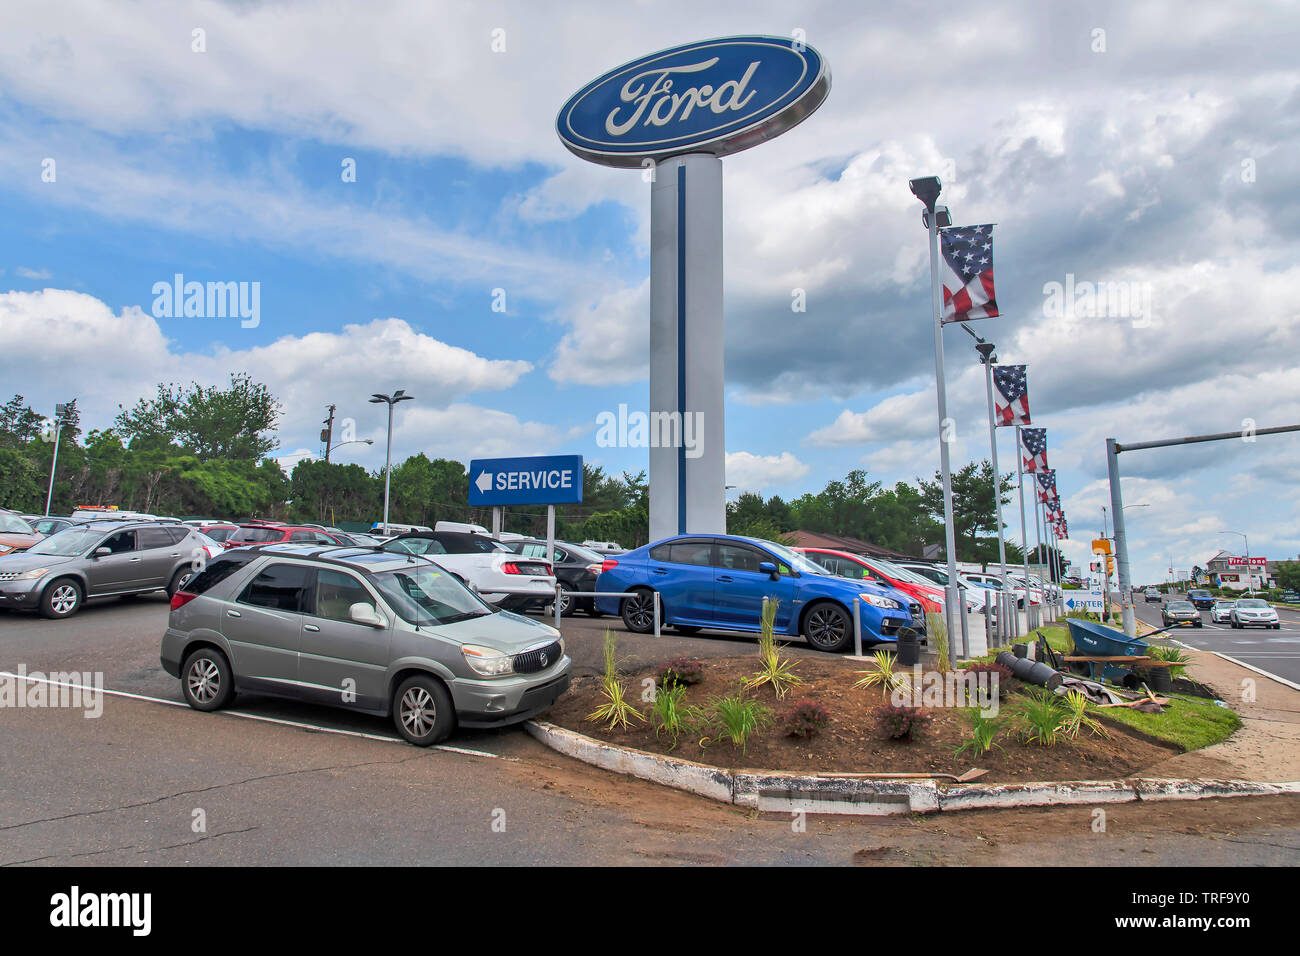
(0, 672, 503, 759)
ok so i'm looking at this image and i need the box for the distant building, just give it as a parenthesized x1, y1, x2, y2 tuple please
(1204, 549, 1273, 591)
(787, 529, 919, 562)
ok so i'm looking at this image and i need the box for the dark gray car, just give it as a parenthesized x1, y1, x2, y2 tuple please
(160, 544, 572, 745)
(0, 520, 208, 618)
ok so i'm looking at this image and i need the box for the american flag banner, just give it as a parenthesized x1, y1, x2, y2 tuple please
(1020, 427, 1048, 473)
(939, 224, 999, 323)
(1036, 470, 1058, 505)
(992, 365, 1031, 426)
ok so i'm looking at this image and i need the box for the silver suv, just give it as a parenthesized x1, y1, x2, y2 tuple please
(160, 544, 572, 746)
(0, 520, 207, 618)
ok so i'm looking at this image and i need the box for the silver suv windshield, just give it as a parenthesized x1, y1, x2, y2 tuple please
(27, 526, 103, 556)
(372, 563, 493, 626)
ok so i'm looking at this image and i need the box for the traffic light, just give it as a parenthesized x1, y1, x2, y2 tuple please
(1106, 555, 1116, 577)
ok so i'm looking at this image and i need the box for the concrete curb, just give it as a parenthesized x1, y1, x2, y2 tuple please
(525, 719, 1300, 816)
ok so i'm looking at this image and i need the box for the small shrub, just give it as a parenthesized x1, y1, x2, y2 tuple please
(778, 698, 831, 739)
(963, 662, 1012, 697)
(710, 688, 772, 753)
(1058, 689, 1109, 739)
(656, 655, 705, 687)
(1016, 687, 1065, 747)
(954, 708, 1005, 758)
(854, 649, 907, 693)
(926, 611, 950, 672)
(1147, 645, 1190, 680)
(872, 702, 933, 741)
(586, 629, 644, 730)
(649, 681, 689, 746)
(746, 599, 804, 698)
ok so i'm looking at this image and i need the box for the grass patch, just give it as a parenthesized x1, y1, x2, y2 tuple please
(1098, 695, 1241, 752)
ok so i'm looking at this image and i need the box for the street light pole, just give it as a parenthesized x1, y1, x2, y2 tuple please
(369, 390, 414, 536)
(969, 330, 1011, 642)
(44, 402, 71, 517)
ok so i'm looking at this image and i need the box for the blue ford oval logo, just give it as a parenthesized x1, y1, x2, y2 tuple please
(558, 36, 830, 167)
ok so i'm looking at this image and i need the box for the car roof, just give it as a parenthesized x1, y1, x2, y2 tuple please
(232, 543, 426, 573)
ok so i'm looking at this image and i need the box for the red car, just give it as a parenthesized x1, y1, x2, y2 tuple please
(794, 548, 946, 615)
(222, 523, 351, 549)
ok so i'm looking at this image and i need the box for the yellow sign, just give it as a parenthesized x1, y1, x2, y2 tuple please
(1092, 538, 1111, 555)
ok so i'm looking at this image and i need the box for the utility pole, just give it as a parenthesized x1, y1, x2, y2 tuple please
(322, 404, 336, 463)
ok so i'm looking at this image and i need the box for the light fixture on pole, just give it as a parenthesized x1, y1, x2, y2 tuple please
(327, 438, 374, 457)
(44, 402, 72, 517)
(909, 175, 964, 656)
(369, 390, 414, 536)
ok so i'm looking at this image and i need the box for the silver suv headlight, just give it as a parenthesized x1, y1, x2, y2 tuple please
(461, 644, 515, 677)
(14, 567, 51, 580)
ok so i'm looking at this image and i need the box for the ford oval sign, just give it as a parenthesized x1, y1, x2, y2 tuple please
(557, 36, 830, 168)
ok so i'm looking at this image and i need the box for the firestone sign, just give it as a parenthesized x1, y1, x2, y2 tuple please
(557, 36, 830, 167)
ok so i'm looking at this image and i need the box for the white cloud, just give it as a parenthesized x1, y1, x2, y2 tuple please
(14, 266, 51, 279)
(0, 288, 544, 464)
(724, 451, 811, 492)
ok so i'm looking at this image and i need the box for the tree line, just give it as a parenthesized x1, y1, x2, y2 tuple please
(1, 377, 1045, 563)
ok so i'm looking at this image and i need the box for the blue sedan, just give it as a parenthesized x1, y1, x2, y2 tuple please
(594, 534, 922, 652)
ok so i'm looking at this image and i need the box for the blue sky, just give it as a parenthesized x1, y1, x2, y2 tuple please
(1, 0, 1298, 584)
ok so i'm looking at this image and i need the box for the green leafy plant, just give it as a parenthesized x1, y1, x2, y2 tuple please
(710, 688, 772, 753)
(872, 702, 932, 741)
(925, 610, 950, 672)
(585, 629, 644, 730)
(1147, 645, 1191, 680)
(1016, 687, 1065, 747)
(1058, 689, 1109, 739)
(649, 680, 689, 746)
(655, 655, 705, 687)
(854, 649, 907, 693)
(778, 698, 831, 739)
(954, 707, 1005, 758)
(746, 599, 804, 698)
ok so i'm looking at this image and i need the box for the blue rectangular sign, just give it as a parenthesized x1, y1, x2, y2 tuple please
(468, 455, 584, 506)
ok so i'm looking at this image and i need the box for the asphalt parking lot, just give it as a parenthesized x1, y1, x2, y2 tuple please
(4, 594, 1299, 865)
(1131, 595, 1300, 688)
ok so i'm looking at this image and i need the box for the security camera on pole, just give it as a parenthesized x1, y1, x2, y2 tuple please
(910, 179, 1001, 658)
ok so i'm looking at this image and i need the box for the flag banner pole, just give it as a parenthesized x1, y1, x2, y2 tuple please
(929, 210, 964, 657)
(1016, 424, 1031, 626)
(982, 358, 1010, 642)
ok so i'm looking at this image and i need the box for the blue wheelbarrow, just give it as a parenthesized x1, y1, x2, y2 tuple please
(1065, 618, 1190, 685)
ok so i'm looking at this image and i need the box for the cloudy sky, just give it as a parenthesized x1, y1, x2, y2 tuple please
(1, 0, 1296, 582)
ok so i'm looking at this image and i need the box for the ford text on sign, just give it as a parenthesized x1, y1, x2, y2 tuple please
(557, 36, 830, 167)
(468, 455, 584, 507)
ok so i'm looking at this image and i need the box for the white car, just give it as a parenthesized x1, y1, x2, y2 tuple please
(1210, 599, 1236, 624)
(894, 562, 995, 615)
(1230, 598, 1280, 629)
(380, 530, 556, 612)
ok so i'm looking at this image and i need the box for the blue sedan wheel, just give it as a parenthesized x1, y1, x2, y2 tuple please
(803, 601, 851, 653)
(621, 588, 657, 634)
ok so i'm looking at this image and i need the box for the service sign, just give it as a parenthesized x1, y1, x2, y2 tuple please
(557, 35, 830, 168)
(468, 455, 584, 507)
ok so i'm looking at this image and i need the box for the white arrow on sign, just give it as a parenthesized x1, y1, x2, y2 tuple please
(475, 471, 493, 494)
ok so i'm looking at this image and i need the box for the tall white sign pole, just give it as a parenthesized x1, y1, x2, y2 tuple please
(648, 154, 726, 543)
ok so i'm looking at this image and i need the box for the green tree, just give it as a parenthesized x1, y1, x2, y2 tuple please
(115, 373, 281, 460)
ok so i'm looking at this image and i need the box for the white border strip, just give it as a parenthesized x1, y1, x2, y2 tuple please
(0, 671, 502, 758)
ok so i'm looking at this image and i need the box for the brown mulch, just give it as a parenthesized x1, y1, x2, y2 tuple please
(546, 655, 1180, 783)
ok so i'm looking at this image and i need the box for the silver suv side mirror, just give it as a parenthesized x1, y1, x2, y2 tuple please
(349, 602, 386, 628)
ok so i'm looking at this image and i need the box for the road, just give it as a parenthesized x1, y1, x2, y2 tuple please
(1130, 593, 1300, 688)
(2, 595, 1298, 865)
